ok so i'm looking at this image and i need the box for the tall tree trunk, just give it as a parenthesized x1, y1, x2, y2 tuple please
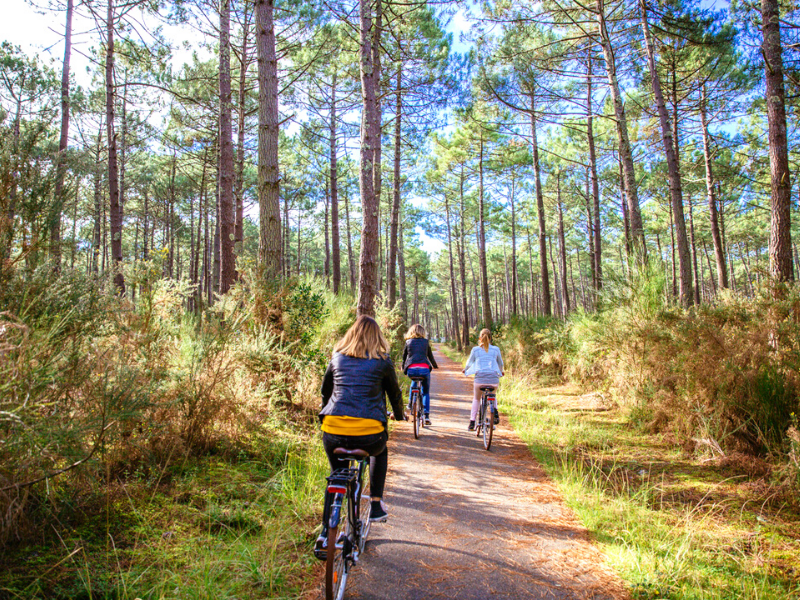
(557, 174, 570, 314)
(398, 213, 408, 320)
(218, 0, 236, 293)
(445, 193, 461, 350)
(283, 196, 290, 276)
(168, 154, 176, 278)
(70, 180, 79, 268)
(296, 210, 301, 276)
(669, 200, 676, 298)
(235, 3, 250, 262)
(700, 86, 728, 289)
(372, 0, 383, 297)
(256, 0, 282, 277)
(325, 179, 330, 285)
(388, 66, 402, 307)
(597, 0, 646, 261)
(92, 127, 103, 273)
(586, 46, 602, 290)
(120, 73, 128, 235)
(529, 89, 551, 316)
(459, 167, 469, 347)
(640, 0, 692, 305)
(478, 135, 493, 328)
(213, 172, 220, 296)
(762, 0, 793, 282)
(356, 0, 381, 316)
(142, 187, 149, 261)
(510, 175, 518, 317)
(619, 153, 632, 261)
(106, 0, 124, 294)
(526, 225, 535, 316)
(549, 235, 561, 318)
(583, 167, 596, 294)
(330, 69, 341, 293)
(50, 0, 73, 271)
(688, 194, 701, 305)
(345, 187, 356, 289)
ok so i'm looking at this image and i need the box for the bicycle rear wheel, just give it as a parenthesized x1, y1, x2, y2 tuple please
(412, 392, 420, 439)
(357, 463, 371, 553)
(325, 496, 349, 600)
(483, 400, 493, 451)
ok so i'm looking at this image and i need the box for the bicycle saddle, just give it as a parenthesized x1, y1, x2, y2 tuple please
(333, 448, 370, 458)
(479, 386, 496, 391)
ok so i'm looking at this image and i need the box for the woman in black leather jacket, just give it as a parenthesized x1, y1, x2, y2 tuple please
(316, 315, 404, 556)
(401, 324, 438, 424)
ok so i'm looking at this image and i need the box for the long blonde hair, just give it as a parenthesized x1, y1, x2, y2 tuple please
(404, 324, 426, 340)
(334, 315, 391, 359)
(478, 328, 492, 351)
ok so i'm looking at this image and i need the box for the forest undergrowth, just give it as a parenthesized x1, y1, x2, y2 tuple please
(0, 266, 403, 599)
(454, 270, 800, 599)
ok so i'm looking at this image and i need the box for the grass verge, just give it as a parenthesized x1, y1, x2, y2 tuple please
(0, 423, 327, 600)
(500, 374, 800, 600)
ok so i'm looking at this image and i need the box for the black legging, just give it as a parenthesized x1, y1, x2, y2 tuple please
(322, 430, 388, 498)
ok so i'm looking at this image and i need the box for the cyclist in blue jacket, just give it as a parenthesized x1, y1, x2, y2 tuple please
(401, 324, 438, 425)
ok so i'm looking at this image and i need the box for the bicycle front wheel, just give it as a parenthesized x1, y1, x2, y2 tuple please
(476, 401, 483, 438)
(325, 497, 349, 600)
(483, 401, 493, 450)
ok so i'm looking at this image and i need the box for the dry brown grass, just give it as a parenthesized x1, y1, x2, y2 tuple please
(0, 268, 340, 550)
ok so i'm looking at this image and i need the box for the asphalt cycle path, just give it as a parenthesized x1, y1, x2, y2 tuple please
(345, 347, 628, 600)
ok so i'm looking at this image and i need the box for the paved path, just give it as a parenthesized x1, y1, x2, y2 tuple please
(345, 348, 628, 600)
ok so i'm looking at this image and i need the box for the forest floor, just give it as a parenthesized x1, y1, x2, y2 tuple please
(337, 347, 628, 600)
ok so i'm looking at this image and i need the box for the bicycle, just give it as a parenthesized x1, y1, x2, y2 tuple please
(408, 376, 425, 439)
(320, 448, 372, 600)
(475, 385, 497, 450)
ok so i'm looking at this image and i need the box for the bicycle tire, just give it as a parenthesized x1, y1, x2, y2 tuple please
(412, 392, 420, 439)
(357, 462, 371, 553)
(483, 399, 493, 451)
(325, 496, 349, 600)
(476, 399, 483, 437)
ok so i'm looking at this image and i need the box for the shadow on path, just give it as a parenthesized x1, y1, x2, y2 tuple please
(335, 348, 628, 600)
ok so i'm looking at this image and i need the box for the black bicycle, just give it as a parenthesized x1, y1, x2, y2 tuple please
(475, 385, 497, 450)
(408, 376, 425, 439)
(320, 448, 371, 600)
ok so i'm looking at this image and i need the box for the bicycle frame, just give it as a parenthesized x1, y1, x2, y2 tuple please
(325, 456, 368, 537)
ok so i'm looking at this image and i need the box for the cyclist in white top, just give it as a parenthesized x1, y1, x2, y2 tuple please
(462, 328, 504, 430)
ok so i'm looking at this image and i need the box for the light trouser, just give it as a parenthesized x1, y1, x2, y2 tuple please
(470, 382, 497, 421)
